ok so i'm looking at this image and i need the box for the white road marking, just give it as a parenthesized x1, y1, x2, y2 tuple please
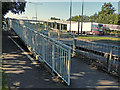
(8, 35, 37, 64)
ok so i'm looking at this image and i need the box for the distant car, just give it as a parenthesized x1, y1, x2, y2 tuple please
(91, 24, 104, 35)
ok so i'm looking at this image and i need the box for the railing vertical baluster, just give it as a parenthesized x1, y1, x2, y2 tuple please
(68, 49, 71, 86)
(61, 49, 63, 76)
(59, 47, 61, 73)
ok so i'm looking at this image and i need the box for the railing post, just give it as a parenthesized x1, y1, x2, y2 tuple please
(72, 35, 76, 57)
(52, 44, 55, 70)
(9, 19, 12, 31)
(58, 29, 60, 40)
(45, 22, 47, 30)
(68, 49, 71, 86)
(42, 37, 45, 61)
(118, 47, 120, 75)
(48, 27, 51, 37)
(108, 46, 113, 72)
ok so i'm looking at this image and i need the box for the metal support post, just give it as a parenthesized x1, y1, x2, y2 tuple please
(48, 31, 51, 37)
(52, 44, 55, 76)
(42, 37, 45, 61)
(45, 22, 47, 30)
(68, 49, 71, 86)
(58, 29, 60, 40)
(52, 23, 54, 28)
(9, 19, 12, 31)
(108, 46, 113, 72)
(72, 35, 76, 57)
(59, 23, 61, 30)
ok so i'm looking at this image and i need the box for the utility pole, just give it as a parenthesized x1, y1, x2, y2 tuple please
(81, 0, 84, 35)
(35, 5, 37, 25)
(78, 15, 80, 35)
(119, 1, 120, 14)
(70, 0, 72, 32)
(29, 2, 43, 30)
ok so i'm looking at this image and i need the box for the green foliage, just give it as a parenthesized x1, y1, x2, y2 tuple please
(67, 15, 91, 22)
(67, 2, 120, 25)
(2, 1, 26, 17)
(100, 2, 116, 15)
(51, 17, 60, 20)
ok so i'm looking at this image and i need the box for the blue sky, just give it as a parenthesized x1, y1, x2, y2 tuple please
(5, 1, 119, 20)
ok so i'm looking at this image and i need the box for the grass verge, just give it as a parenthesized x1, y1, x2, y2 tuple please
(75, 35, 120, 45)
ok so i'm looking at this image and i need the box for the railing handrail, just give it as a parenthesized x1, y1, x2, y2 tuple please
(12, 19, 73, 50)
(23, 25, 72, 50)
(77, 39, 120, 48)
(11, 18, 75, 36)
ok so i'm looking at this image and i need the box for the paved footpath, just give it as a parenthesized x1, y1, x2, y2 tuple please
(2, 30, 119, 89)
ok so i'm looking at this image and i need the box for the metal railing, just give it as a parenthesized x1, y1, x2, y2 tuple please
(75, 40, 120, 57)
(8, 18, 72, 86)
(18, 20, 76, 56)
(57, 32, 120, 74)
(75, 39, 120, 73)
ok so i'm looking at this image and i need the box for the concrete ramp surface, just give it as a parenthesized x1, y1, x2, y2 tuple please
(2, 30, 119, 89)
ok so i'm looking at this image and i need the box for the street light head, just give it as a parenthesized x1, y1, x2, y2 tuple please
(28, 2, 43, 5)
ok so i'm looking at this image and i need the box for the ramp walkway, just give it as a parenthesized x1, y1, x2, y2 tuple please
(2, 30, 119, 89)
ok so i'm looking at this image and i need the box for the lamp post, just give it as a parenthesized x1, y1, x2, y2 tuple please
(69, 0, 72, 32)
(29, 2, 43, 30)
(78, 15, 80, 35)
(29, 2, 43, 22)
(81, 0, 84, 35)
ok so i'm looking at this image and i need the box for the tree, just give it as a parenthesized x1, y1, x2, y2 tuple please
(67, 2, 119, 25)
(2, 1, 26, 18)
(50, 17, 60, 20)
(67, 15, 79, 21)
(118, 14, 120, 25)
(99, 2, 116, 15)
(89, 13, 98, 22)
(97, 2, 117, 24)
(67, 15, 91, 22)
